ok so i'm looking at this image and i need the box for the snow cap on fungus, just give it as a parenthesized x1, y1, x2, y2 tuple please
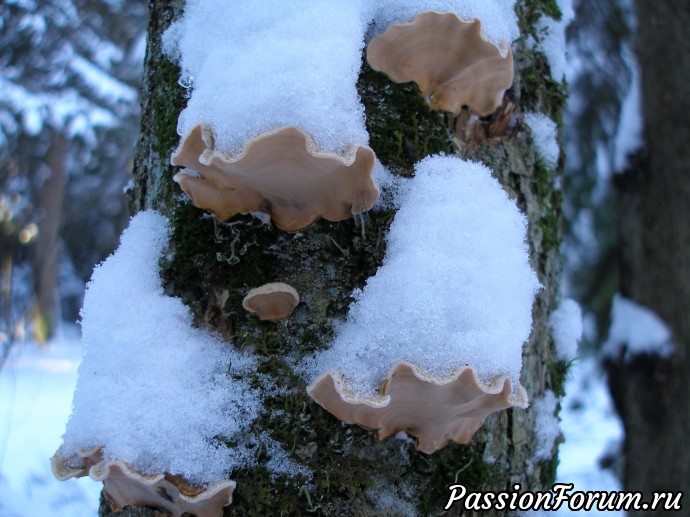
(366, 12, 514, 116)
(308, 362, 527, 453)
(171, 125, 379, 232)
(242, 282, 300, 321)
(51, 447, 235, 517)
(300, 154, 540, 453)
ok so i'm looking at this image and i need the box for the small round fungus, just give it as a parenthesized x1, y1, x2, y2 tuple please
(366, 12, 514, 116)
(242, 282, 300, 321)
(308, 362, 527, 453)
(51, 447, 235, 517)
(171, 125, 379, 232)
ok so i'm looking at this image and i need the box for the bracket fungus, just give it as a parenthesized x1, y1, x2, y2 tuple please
(366, 12, 514, 116)
(51, 447, 235, 517)
(242, 282, 300, 321)
(171, 125, 379, 232)
(308, 362, 527, 454)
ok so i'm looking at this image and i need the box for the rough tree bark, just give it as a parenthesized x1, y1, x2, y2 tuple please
(104, 1, 567, 515)
(607, 1, 690, 513)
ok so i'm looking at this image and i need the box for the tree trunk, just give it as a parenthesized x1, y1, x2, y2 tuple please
(31, 132, 67, 342)
(607, 1, 690, 513)
(107, 1, 566, 515)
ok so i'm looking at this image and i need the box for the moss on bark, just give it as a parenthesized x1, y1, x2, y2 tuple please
(106, 1, 568, 515)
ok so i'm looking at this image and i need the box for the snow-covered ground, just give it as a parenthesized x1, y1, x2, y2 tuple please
(553, 356, 624, 516)
(0, 328, 623, 516)
(0, 326, 101, 517)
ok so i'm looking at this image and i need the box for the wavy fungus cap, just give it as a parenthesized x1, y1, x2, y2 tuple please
(308, 361, 527, 453)
(51, 447, 235, 517)
(171, 125, 379, 232)
(366, 12, 514, 116)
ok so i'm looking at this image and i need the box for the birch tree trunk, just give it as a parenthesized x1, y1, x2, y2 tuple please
(104, 1, 567, 515)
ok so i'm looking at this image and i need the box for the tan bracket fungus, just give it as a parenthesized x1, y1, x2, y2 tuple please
(307, 362, 528, 454)
(51, 447, 235, 517)
(242, 282, 299, 321)
(366, 12, 514, 116)
(171, 125, 380, 232)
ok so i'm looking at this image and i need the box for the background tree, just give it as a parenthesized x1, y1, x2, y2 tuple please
(562, 0, 689, 509)
(562, 0, 636, 347)
(605, 0, 690, 511)
(103, 0, 568, 515)
(0, 0, 145, 356)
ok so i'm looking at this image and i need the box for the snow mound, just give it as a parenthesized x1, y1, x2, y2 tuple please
(164, 0, 369, 155)
(301, 155, 540, 396)
(60, 211, 262, 484)
(603, 294, 674, 361)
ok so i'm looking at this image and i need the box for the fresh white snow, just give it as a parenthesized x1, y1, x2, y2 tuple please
(0, 77, 118, 142)
(603, 294, 674, 360)
(549, 298, 582, 361)
(613, 50, 643, 172)
(1, 339, 624, 517)
(301, 155, 541, 396)
(530, 0, 575, 81)
(365, 0, 519, 50)
(58, 211, 264, 485)
(552, 357, 624, 516)
(164, 0, 519, 157)
(164, 0, 370, 155)
(524, 112, 560, 169)
(68, 54, 137, 106)
(0, 329, 101, 517)
(532, 390, 560, 462)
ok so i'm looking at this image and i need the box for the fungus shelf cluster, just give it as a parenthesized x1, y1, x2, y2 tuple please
(53, 2, 539, 515)
(170, 10, 515, 233)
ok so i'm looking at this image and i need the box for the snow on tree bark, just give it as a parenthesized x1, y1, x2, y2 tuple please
(110, 1, 567, 515)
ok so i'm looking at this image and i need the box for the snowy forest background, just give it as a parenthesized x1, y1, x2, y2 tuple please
(0, 0, 683, 515)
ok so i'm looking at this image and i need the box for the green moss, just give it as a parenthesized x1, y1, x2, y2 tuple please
(142, 10, 568, 513)
(167, 203, 216, 280)
(227, 367, 375, 515)
(214, 349, 500, 515)
(513, 0, 569, 117)
(517, 0, 564, 37)
(538, 356, 571, 488)
(357, 61, 452, 173)
(547, 358, 572, 399)
(151, 57, 186, 162)
(519, 55, 568, 116)
(230, 467, 311, 517)
(532, 159, 563, 258)
(136, 55, 189, 215)
(228, 377, 498, 516)
(539, 452, 560, 487)
(415, 444, 493, 515)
